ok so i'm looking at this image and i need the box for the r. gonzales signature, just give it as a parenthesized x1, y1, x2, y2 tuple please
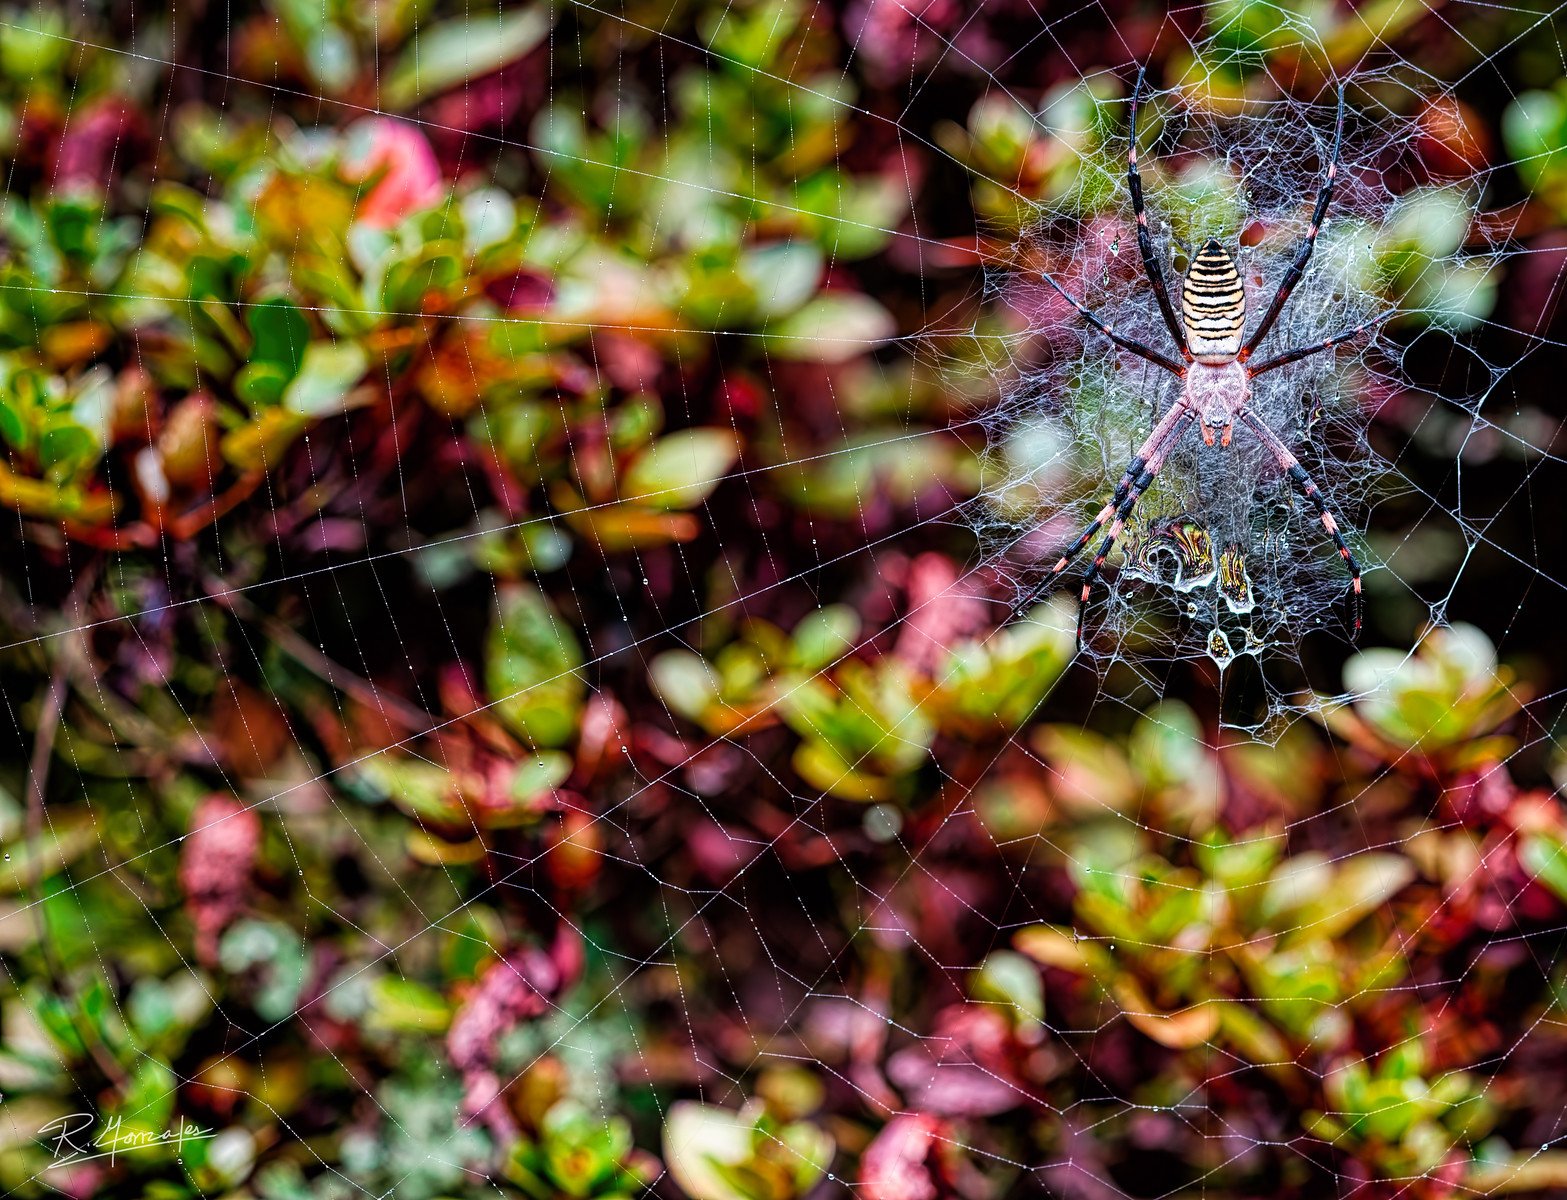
(38, 1111, 217, 1166)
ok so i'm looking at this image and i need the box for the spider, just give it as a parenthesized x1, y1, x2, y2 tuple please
(1036, 68, 1391, 646)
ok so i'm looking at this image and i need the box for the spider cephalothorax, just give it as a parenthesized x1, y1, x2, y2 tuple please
(1035, 66, 1391, 645)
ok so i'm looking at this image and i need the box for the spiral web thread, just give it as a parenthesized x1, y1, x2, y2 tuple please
(0, 3, 1565, 1200)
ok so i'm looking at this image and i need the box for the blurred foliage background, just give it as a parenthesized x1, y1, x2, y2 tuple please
(2, 1, 1567, 1198)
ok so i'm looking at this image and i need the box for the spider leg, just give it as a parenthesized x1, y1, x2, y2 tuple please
(1240, 411, 1363, 636)
(1128, 65, 1192, 360)
(1019, 404, 1193, 644)
(1016, 404, 1192, 637)
(1238, 82, 1347, 361)
(1071, 412, 1194, 646)
(1046, 402, 1191, 574)
(1040, 272, 1188, 376)
(1245, 311, 1393, 377)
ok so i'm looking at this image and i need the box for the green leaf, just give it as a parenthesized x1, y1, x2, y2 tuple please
(368, 976, 453, 1034)
(441, 907, 507, 981)
(761, 292, 895, 362)
(0, 391, 26, 449)
(246, 297, 309, 375)
(1265, 852, 1414, 940)
(789, 606, 859, 673)
(650, 650, 720, 721)
(221, 408, 308, 472)
(738, 242, 822, 319)
(702, 0, 803, 69)
(116, 1055, 177, 1133)
(972, 950, 1045, 1029)
(663, 1101, 832, 1200)
(623, 429, 739, 510)
(234, 360, 293, 407)
(38, 422, 96, 476)
(283, 341, 369, 417)
(487, 585, 586, 749)
(0, 815, 97, 893)
(512, 751, 573, 801)
(46, 198, 94, 261)
(304, 23, 356, 93)
(218, 920, 308, 1022)
(380, 242, 465, 313)
(383, 7, 551, 110)
(793, 738, 878, 801)
(0, 12, 70, 79)
(1522, 833, 1567, 904)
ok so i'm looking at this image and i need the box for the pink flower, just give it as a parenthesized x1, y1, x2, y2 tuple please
(447, 945, 559, 1072)
(842, 0, 1030, 85)
(844, 0, 959, 85)
(179, 795, 261, 964)
(425, 65, 543, 150)
(461, 1069, 520, 1148)
(894, 553, 987, 672)
(886, 1005, 1029, 1117)
(53, 97, 141, 194)
(42, 1159, 108, 1200)
(484, 268, 555, 313)
(342, 118, 444, 229)
(861, 1114, 946, 1200)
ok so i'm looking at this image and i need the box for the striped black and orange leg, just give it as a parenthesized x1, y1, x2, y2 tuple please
(1127, 65, 1191, 360)
(1017, 406, 1193, 643)
(1245, 312, 1393, 377)
(1241, 412, 1363, 636)
(1040, 272, 1189, 377)
(1070, 411, 1194, 646)
(1045, 402, 1190, 570)
(1070, 469, 1157, 648)
(1238, 83, 1347, 361)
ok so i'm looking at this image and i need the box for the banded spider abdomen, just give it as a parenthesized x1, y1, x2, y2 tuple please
(1182, 239, 1246, 363)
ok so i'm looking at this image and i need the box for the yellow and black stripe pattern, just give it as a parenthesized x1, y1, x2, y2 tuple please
(1181, 238, 1246, 362)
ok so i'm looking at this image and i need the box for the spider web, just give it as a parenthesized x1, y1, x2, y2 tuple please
(966, 62, 1466, 699)
(1, 2, 1567, 1200)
